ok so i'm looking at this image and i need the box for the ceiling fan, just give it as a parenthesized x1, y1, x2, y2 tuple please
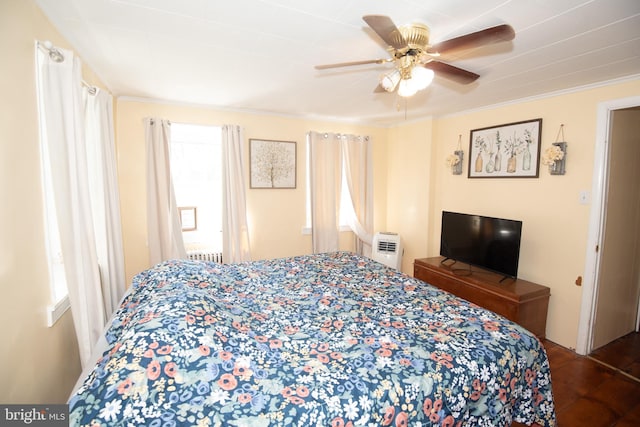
(315, 15, 515, 97)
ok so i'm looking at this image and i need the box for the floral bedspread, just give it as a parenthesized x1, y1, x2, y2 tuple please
(69, 252, 556, 426)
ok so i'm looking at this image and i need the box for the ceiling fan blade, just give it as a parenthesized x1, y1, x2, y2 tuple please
(315, 59, 387, 70)
(363, 15, 407, 50)
(423, 61, 479, 84)
(429, 24, 515, 54)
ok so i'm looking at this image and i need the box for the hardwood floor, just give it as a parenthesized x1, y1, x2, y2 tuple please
(589, 331, 640, 379)
(542, 338, 640, 426)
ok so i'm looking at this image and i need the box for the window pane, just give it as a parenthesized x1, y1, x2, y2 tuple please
(170, 124, 223, 253)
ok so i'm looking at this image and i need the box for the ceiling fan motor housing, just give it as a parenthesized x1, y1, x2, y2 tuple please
(398, 23, 430, 51)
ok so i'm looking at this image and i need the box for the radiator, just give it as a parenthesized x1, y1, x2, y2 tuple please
(187, 251, 223, 263)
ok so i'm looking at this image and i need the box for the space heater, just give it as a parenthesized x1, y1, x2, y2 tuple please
(371, 232, 403, 270)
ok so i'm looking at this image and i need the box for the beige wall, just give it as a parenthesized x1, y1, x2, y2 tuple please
(0, 0, 85, 403)
(116, 100, 389, 283)
(386, 119, 434, 273)
(386, 80, 640, 349)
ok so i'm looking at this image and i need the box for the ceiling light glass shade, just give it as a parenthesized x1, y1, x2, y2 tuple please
(397, 78, 418, 97)
(380, 69, 401, 92)
(410, 66, 435, 90)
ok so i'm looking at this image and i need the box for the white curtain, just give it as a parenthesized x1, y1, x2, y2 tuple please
(342, 135, 374, 256)
(145, 118, 187, 265)
(84, 89, 126, 316)
(308, 132, 343, 253)
(36, 46, 105, 369)
(221, 125, 251, 263)
(308, 131, 374, 255)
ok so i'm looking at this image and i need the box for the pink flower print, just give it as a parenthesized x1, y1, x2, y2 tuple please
(395, 411, 408, 427)
(147, 360, 161, 380)
(164, 362, 177, 378)
(157, 345, 173, 355)
(217, 373, 237, 391)
(382, 406, 395, 426)
(117, 378, 133, 395)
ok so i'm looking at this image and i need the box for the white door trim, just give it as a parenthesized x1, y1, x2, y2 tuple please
(576, 95, 640, 355)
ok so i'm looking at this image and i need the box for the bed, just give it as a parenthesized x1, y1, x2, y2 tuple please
(69, 252, 556, 426)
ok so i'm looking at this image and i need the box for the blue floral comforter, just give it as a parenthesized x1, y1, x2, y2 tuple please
(69, 252, 556, 426)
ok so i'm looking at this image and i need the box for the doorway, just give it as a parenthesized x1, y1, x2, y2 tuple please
(577, 97, 640, 356)
(591, 107, 640, 350)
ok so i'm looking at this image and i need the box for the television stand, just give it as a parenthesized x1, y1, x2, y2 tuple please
(414, 256, 550, 339)
(440, 257, 456, 266)
(451, 267, 473, 276)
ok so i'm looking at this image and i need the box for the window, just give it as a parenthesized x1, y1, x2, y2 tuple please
(170, 123, 223, 254)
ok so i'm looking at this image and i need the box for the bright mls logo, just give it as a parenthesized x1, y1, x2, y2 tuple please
(1, 405, 67, 426)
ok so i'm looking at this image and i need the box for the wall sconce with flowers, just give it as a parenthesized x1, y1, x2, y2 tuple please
(541, 124, 567, 175)
(446, 134, 464, 175)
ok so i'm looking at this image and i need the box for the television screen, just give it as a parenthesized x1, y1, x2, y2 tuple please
(440, 211, 522, 278)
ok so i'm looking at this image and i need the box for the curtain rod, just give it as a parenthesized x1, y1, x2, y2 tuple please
(82, 80, 97, 95)
(307, 131, 370, 142)
(37, 40, 100, 96)
(37, 40, 64, 63)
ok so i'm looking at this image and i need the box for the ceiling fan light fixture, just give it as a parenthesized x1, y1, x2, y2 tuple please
(397, 78, 418, 97)
(410, 66, 435, 90)
(380, 69, 401, 92)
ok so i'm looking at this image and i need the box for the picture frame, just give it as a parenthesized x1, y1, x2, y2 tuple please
(468, 118, 542, 178)
(178, 206, 197, 231)
(249, 139, 296, 188)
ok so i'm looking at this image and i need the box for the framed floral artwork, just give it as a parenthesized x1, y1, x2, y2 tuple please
(468, 118, 542, 178)
(249, 139, 297, 188)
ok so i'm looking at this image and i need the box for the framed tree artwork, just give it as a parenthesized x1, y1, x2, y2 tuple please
(249, 139, 296, 188)
(468, 118, 542, 178)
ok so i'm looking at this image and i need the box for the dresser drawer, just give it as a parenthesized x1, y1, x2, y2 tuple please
(414, 257, 550, 338)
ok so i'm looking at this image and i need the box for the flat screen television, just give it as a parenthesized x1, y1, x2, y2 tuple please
(439, 211, 522, 279)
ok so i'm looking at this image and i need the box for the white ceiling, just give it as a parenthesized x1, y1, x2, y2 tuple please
(35, 0, 640, 126)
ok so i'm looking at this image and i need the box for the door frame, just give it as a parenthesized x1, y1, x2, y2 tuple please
(576, 95, 640, 355)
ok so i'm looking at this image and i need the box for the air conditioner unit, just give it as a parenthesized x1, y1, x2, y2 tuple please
(371, 232, 403, 270)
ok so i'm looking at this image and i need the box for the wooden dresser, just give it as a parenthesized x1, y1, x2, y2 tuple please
(413, 257, 550, 339)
